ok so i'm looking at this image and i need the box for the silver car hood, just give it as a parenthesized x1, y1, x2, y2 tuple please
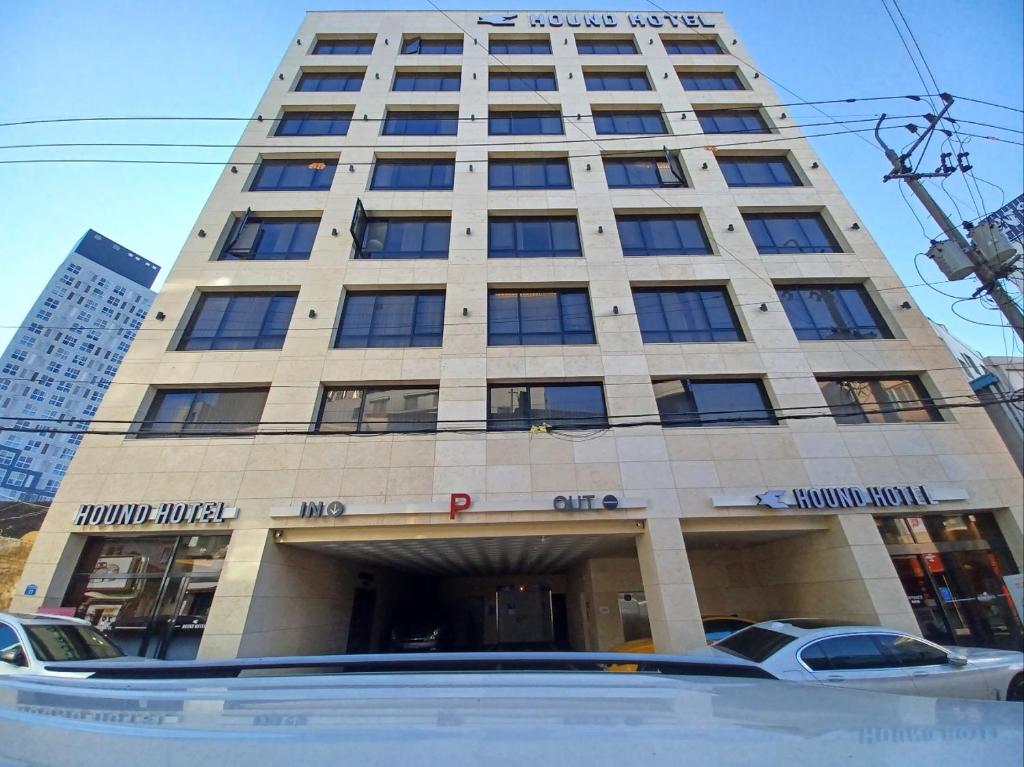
(945, 646, 1024, 666)
(1, 670, 1020, 766)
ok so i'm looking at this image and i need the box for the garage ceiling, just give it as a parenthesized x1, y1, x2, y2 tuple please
(294, 533, 637, 575)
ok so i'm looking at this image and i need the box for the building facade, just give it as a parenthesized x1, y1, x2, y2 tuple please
(12, 10, 1023, 660)
(0, 231, 158, 502)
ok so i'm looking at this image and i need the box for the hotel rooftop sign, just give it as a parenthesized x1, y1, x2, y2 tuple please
(478, 12, 715, 28)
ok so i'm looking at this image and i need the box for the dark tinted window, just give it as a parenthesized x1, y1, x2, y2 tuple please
(250, 159, 337, 191)
(488, 289, 595, 345)
(679, 71, 744, 90)
(704, 618, 753, 643)
(179, 293, 297, 351)
(490, 39, 551, 54)
(312, 39, 374, 54)
(633, 287, 743, 342)
(274, 111, 351, 136)
(577, 39, 638, 54)
(488, 383, 608, 430)
(697, 110, 769, 134)
(594, 111, 667, 135)
(295, 71, 364, 92)
(356, 218, 451, 260)
(392, 72, 461, 92)
(719, 157, 800, 187)
(336, 291, 445, 348)
(139, 388, 268, 437)
(25, 625, 123, 661)
(318, 387, 439, 433)
(744, 213, 840, 254)
(664, 39, 722, 54)
(604, 157, 684, 188)
(489, 110, 564, 135)
(488, 158, 571, 190)
(818, 377, 942, 424)
(402, 37, 463, 54)
(778, 284, 892, 340)
(488, 217, 582, 258)
(489, 72, 557, 91)
(654, 379, 776, 426)
(616, 215, 711, 256)
(370, 159, 455, 190)
(383, 111, 459, 136)
(801, 635, 894, 671)
(219, 216, 319, 261)
(715, 626, 795, 662)
(585, 71, 651, 91)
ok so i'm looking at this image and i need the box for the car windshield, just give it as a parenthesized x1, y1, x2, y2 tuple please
(713, 626, 796, 662)
(25, 624, 125, 662)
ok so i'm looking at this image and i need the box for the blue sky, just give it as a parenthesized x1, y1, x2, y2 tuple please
(1, 1, 1021, 355)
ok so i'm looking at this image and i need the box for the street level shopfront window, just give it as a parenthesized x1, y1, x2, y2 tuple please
(633, 287, 744, 342)
(138, 388, 269, 437)
(317, 386, 439, 433)
(777, 284, 892, 340)
(818, 376, 941, 424)
(654, 378, 776, 426)
(877, 513, 1022, 651)
(63, 535, 230, 660)
(488, 288, 595, 345)
(335, 291, 445, 348)
(488, 383, 608, 430)
(178, 292, 297, 351)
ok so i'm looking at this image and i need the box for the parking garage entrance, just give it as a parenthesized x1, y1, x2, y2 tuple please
(267, 523, 646, 654)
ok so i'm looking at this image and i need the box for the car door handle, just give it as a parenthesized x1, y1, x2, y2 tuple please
(825, 675, 844, 682)
(912, 671, 930, 677)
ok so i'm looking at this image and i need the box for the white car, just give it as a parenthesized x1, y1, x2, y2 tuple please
(699, 618, 1023, 701)
(0, 611, 136, 677)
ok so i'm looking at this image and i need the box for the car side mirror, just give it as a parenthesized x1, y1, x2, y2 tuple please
(947, 653, 968, 667)
(0, 646, 27, 667)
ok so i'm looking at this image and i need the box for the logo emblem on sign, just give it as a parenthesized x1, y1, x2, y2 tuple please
(477, 13, 518, 25)
(756, 490, 789, 509)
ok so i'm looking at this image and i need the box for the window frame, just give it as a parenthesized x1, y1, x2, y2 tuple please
(743, 213, 842, 254)
(583, 70, 652, 91)
(696, 109, 771, 134)
(718, 156, 802, 187)
(817, 376, 943, 424)
(489, 38, 552, 55)
(487, 216, 583, 259)
(487, 158, 572, 190)
(401, 37, 464, 55)
(382, 110, 459, 136)
(678, 70, 746, 91)
(353, 215, 452, 260)
(334, 290, 446, 348)
(487, 382, 609, 431)
(488, 71, 558, 92)
(369, 158, 455, 190)
(488, 110, 565, 136)
(487, 288, 596, 346)
(177, 292, 298, 351)
(249, 159, 338, 192)
(294, 71, 365, 93)
(273, 111, 352, 137)
(312, 38, 374, 55)
(603, 154, 686, 188)
(218, 214, 320, 261)
(593, 110, 668, 135)
(632, 286, 745, 343)
(663, 38, 723, 54)
(616, 214, 712, 256)
(391, 72, 462, 92)
(576, 38, 639, 55)
(316, 385, 440, 434)
(777, 284, 893, 341)
(654, 378, 777, 427)
(137, 387, 269, 438)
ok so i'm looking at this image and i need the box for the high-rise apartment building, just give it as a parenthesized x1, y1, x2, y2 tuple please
(12, 10, 1022, 660)
(0, 230, 158, 502)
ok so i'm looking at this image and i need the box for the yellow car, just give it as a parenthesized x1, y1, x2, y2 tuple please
(608, 616, 755, 671)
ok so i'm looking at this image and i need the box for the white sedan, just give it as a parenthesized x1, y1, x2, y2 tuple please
(698, 618, 1023, 701)
(0, 611, 138, 677)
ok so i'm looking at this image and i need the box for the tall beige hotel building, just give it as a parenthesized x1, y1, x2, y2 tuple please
(14, 8, 1022, 660)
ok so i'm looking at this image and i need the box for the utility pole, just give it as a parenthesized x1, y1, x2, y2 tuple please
(875, 93, 1024, 341)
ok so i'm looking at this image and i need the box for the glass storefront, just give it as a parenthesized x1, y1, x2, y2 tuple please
(876, 513, 1022, 650)
(62, 534, 230, 660)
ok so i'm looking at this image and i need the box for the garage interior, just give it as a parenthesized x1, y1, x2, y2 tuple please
(232, 524, 648, 657)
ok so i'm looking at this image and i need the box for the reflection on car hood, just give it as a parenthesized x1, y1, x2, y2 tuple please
(945, 647, 1024, 665)
(0, 670, 1020, 766)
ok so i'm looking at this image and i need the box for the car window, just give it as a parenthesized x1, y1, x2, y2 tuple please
(875, 634, 949, 667)
(802, 635, 895, 671)
(704, 619, 751, 643)
(714, 626, 795, 662)
(25, 624, 124, 661)
(0, 623, 25, 663)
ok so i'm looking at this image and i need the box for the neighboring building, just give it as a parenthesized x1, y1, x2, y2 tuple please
(0, 501, 49, 610)
(0, 231, 159, 501)
(930, 319, 1023, 473)
(12, 10, 1022, 660)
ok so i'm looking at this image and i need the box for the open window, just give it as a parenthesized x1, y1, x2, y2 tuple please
(350, 198, 367, 253)
(662, 146, 686, 185)
(223, 208, 260, 258)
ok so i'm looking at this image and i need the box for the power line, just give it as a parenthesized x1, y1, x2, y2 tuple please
(951, 94, 1024, 113)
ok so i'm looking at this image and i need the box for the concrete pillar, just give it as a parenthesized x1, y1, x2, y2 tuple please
(635, 518, 705, 652)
